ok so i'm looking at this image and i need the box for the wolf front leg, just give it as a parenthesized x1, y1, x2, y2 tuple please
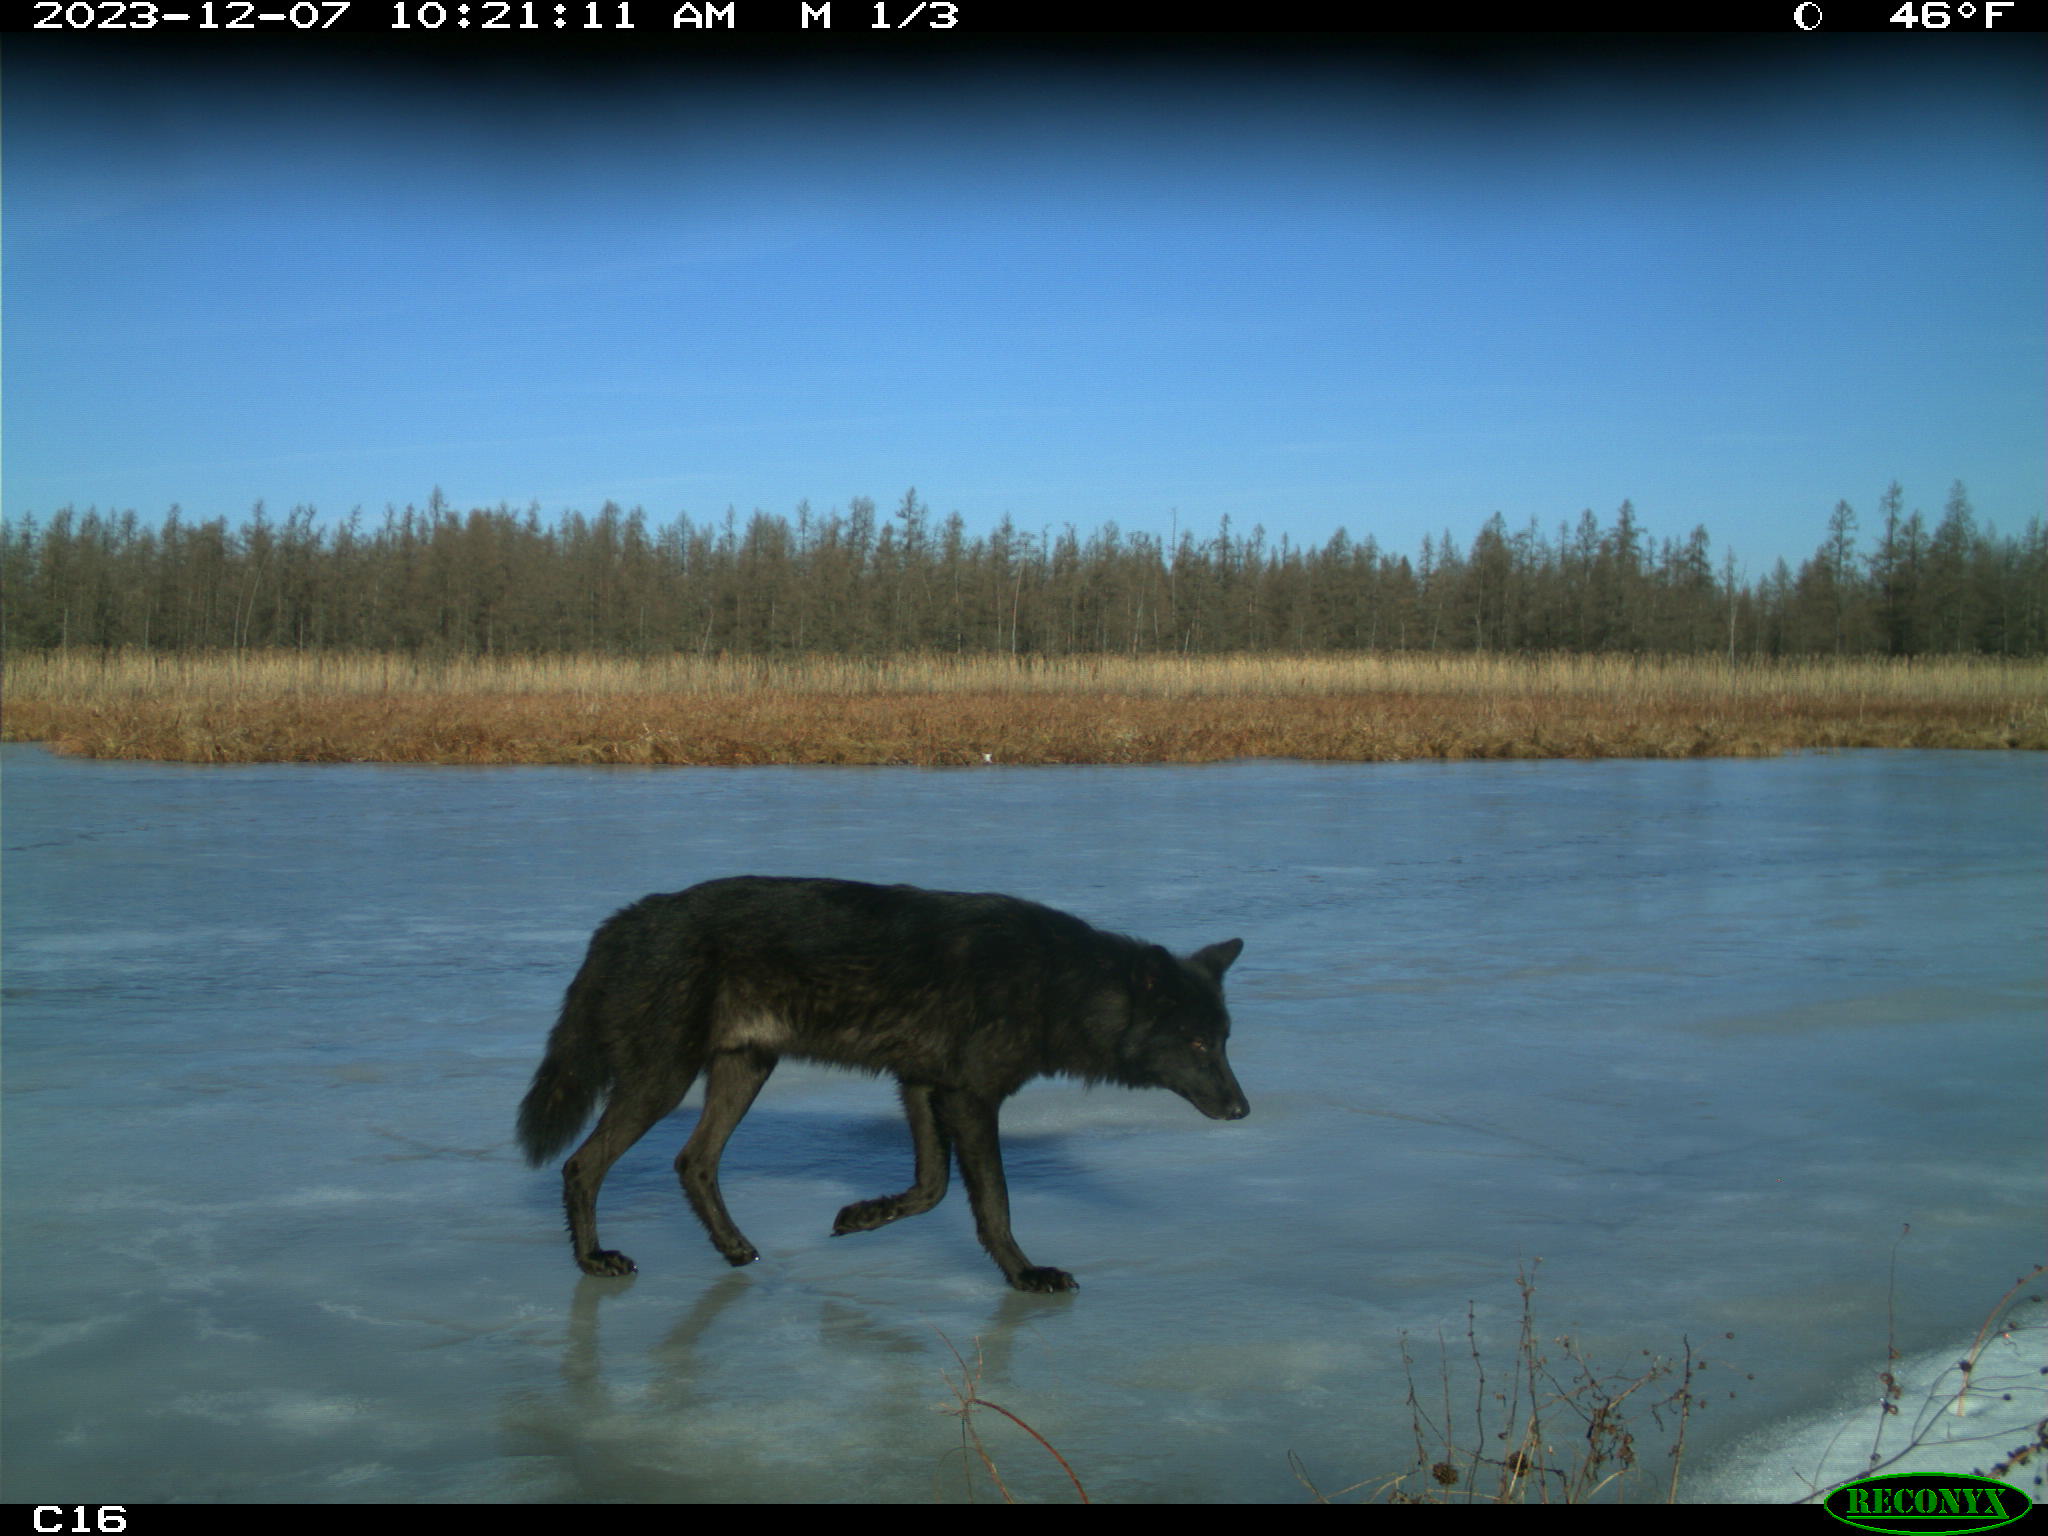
(833, 1080, 953, 1236)
(933, 1086, 1077, 1293)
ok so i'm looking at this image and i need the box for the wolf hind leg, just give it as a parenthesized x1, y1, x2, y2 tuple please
(562, 1071, 697, 1277)
(833, 1081, 952, 1236)
(675, 1048, 777, 1266)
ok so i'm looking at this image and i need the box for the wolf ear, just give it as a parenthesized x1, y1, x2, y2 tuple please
(1137, 944, 1177, 991)
(1190, 938, 1243, 979)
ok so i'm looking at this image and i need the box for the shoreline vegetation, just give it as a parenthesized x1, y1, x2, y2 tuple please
(4, 649, 2043, 766)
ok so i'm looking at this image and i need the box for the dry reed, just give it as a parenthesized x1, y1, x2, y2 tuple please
(4, 649, 2042, 765)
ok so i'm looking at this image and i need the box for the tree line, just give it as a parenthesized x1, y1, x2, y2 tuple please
(2, 481, 2040, 659)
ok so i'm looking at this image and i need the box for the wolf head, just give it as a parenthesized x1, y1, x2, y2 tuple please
(1123, 938, 1249, 1121)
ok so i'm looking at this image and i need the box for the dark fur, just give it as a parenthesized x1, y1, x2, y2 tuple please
(517, 876, 1248, 1292)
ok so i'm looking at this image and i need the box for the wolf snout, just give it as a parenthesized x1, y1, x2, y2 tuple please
(1185, 1083, 1249, 1120)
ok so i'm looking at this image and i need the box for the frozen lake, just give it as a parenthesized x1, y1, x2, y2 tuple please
(2, 743, 2041, 1504)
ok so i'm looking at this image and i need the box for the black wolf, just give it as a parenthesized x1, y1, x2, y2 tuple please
(517, 876, 1248, 1292)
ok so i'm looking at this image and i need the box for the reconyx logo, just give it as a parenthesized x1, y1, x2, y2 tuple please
(1824, 1473, 2032, 1534)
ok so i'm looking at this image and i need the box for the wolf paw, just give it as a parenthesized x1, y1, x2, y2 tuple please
(832, 1197, 901, 1234)
(719, 1244, 761, 1267)
(577, 1249, 637, 1277)
(1011, 1266, 1079, 1293)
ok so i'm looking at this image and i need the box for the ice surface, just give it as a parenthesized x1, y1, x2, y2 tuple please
(2, 745, 2041, 1503)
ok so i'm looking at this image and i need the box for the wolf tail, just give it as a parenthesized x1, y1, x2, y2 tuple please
(516, 961, 613, 1166)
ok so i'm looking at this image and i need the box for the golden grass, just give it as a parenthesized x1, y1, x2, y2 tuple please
(4, 649, 2043, 765)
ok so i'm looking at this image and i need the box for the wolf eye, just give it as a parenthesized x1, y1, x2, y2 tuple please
(1188, 1038, 1209, 1055)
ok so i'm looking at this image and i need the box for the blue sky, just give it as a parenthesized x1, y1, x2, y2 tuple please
(5, 33, 2041, 576)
